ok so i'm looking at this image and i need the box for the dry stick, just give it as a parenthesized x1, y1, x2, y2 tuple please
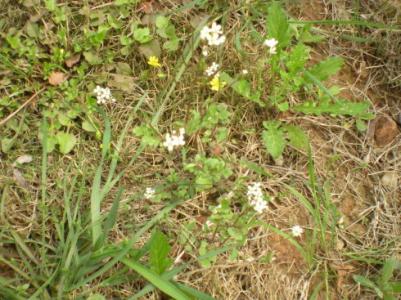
(0, 87, 45, 126)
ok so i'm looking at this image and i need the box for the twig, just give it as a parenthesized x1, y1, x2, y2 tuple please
(0, 88, 45, 127)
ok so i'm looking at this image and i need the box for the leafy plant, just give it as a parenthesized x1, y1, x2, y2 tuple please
(353, 258, 401, 300)
(184, 154, 232, 191)
(262, 120, 309, 160)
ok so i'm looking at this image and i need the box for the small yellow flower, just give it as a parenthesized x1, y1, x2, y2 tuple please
(148, 56, 161, 68)
(209, 74, 226, 91)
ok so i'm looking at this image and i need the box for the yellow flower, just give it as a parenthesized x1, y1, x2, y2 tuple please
(148, 56, 161, 68)
(209, 74, 226, 91)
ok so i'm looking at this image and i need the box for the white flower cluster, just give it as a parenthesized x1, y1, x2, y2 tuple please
(144, 187, 156, 200)
(205, 62, 220, 76)
(264, 38, 278, 54)
(291, 225, 304, 237)
(247, 182, 267, 213)
(163, 128, 185, 152)
(93, 86, 116, 105)
(200, 22, 226, 46)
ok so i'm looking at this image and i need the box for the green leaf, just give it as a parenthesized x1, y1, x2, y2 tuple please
(56, 132, 77, 154)
(294, 99, 372, 119)
(353, 275, 383, 298)
(139, 39, 161, 58)
(163, 39, 179, 52)
(286, 125, 309, 150)
(220, 72, 264, 106)
(133, 27, 152, 44)
(286, 43, 310, 74)
(149, 230, 172, 274)
(155, 15, 169, 29)
(133, 124, 160, 147)
(82, 120, 97, 132)
(1, 137, 13, 153)
(307, 57, 343, 82)
(262, 121, 286, 159)
(87, 294, 106, 300)
(83, 51, 102, 65)
(44, 0, 56, 11)
(267, 2, 291, 46)
(121, 259, 190, 300)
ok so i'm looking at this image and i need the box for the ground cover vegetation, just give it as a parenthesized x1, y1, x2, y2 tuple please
(0, 0, 401, 299)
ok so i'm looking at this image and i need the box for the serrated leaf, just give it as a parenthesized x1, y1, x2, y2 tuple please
(267, 2, 291, 46)
(294, 99, 372, 119)
(149, 230, 172, 274)
(353, 275, 383, 298)
(220, 72, 264, 106)
(286, 125, 309, 150)
(56, 132, 77, 154)
(262, 126, 286, 159)
(286, 43, 310, 74)
(307, 57, 343, 82)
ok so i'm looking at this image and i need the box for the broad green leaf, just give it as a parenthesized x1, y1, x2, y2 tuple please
(149, 230, 172, 274)
(139, 39, 161, 58)
(155, 15, 169, 29)
(83, 51, 102, 65)
(56, 132, 77, 154)
(267, 2, 291, 46)
(286, 125, 309, 150)
(163, 39, 179, 52)
(262, 124, 286, 159)
(307, 57, 343, 82)
(82, 120, 97, 132)
(44, 0, 56, 11)
(133, 27, 152, 44)
(1, 137, 13, 153)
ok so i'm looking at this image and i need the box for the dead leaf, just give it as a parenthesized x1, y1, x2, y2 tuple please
(48, 72, 67, 86)
(13, 169, 30, 189)
(374, 115, 399, 147)
(138, 0, 162, 14)
(65, 54, 81, 68)
(14, 155, 33, 165)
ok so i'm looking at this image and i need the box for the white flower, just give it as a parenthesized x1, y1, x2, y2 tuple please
(242, 69, 249, 75)
(264, 38, 278, 54)
(205, 62, 220, 76)
(247, 182, 267, 213)
(144, 187, 155, 200)
(163, 128, 185, 152)
(291, 225, 304, 237)
(200, 22, 226, 46)
(202, 46, 209, 57)
(93, 85, 116, 105)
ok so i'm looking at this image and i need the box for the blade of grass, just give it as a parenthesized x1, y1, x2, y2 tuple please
(121, 259, 190, 300)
